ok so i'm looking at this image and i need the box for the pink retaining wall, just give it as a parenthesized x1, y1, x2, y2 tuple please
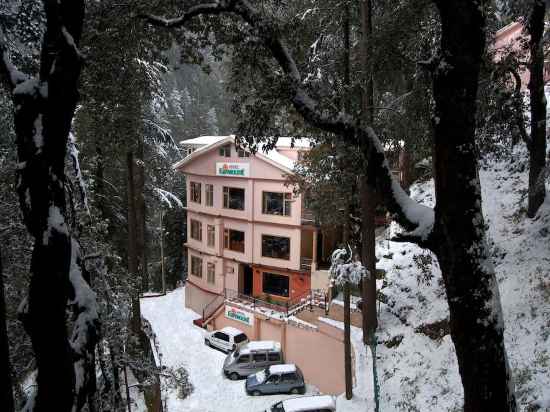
(212, 306, 346, 395)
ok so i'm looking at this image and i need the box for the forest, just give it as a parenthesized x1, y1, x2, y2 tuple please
(0, 0, 548, 412)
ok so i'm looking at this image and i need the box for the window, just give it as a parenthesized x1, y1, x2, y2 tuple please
(190, 256, 202, 278)
(236, 354, 250, 364)
(207, 263, 215, 284)
(253, 353, 267, 362)
(219, 144, 231, 157)
(207, 225, 215, 247)
(223, 187, 245, 210)
(224, 229, 245, 253)
(267, 375, 280, 383)
(237, 148, 250, 158)
(262, 235, 290, 260)
(234, 334, 247, 344)
(281, 373, 297, 382)
(205, 184, 214, 206)
(268, 353, 280, 362)
(190, 220, 202, 241)
(190, 181, 201, 203)
(262, 272, 289, 297)
(262, 192, 292, 216)
(214, 332, 229, 342)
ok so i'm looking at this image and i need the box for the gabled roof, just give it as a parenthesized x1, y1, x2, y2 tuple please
(173, 135, 304, 174)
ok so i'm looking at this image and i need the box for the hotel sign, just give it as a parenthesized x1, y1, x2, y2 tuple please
(225, 305, 254, 326)
(216, 162, 250, 177)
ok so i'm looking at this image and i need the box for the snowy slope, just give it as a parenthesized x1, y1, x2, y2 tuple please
(373, 151, 550, 411)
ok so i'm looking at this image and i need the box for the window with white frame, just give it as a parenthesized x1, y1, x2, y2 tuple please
(219, 144, 231, 157)
(191, 256, 203, 278)
(237, 148, 250, 158)
(207, 263, 215, 284)
(205, 184, 214, 207)
(262, 192, 292, 216)
(223, 187, 245, 210)
(190, 181, 201, 203)
(224, 229, 245, 253)
(207, 225, 215, 247)
(190, 219, 202, 241)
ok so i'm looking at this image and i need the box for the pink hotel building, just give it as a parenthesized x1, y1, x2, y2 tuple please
(174, 135, 336, 317)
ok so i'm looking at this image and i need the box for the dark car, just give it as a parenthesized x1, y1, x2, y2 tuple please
(245, 364, 305, 396)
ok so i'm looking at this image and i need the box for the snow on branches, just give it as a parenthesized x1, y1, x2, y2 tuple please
(329, 246, 370, 286)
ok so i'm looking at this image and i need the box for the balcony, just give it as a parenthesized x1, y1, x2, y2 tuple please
(224, 288, 328, 318)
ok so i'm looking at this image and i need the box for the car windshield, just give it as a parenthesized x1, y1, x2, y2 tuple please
(255, 369, 267, 384)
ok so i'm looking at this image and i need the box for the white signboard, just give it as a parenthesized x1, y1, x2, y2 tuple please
(225, 305, 254, 326)
(216, 162, 250, 177)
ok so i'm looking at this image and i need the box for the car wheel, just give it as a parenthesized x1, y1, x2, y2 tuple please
(204, 339, 210, 347)
(252, 390, 261, 396)
(229, 372, 240, 381)
(290, 388, 300, 394)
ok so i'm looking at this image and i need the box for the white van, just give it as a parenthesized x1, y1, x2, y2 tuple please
(204, 326, 248, 353)
(267, 395, 336, 412)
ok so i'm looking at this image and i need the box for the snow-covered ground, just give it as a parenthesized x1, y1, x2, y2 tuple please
(141, 290, 319, 412)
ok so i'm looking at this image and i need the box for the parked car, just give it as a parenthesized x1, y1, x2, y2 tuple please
(223, 340, 283, 380)
(246, 364, 305, 396)
(266, 395, 336, 412)
(204, 327, 248, 353)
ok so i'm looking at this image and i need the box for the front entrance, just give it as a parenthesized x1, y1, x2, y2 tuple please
(242, 264, 253, 296)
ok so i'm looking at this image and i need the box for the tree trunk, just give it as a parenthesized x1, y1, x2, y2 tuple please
(526, 0, 547, 218)
(127, 151, 142, 337)
(343, 281, 353, 400)
(0, 249, 15, 412)
(431, 2, 516, 410)
(135, 137, 149, 291)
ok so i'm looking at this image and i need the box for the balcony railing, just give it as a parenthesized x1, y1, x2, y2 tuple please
(301, 208, 315, 225)
(224, 288, 327, 317)
(300, 257, 313, 272)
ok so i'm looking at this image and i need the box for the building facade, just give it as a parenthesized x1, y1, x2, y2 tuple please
(175, 136, 334, 317)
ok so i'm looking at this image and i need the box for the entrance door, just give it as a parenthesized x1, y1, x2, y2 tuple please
(243, 265, 253, 296)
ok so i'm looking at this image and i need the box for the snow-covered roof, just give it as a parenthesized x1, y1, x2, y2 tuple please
(281, 395, 335, 412)
(173, 135, 307, 173)
(220, 326, 245, 337)
(180, 135, 231, 146)
(269, 364, 296, 374)
(240, 341, 280, 354)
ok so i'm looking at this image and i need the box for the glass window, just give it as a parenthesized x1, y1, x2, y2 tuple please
(190, 181, 201, 203)
(219, 144, 231, 157)
(207, 225, 215, 247)
(262, 235, 290, 260)
(236, 354, 249, 364)
(262, 272, 289, 297)
(205, 184, 214, 206)
(190, 219, 202, 241)
(234, 334, 247, 344)
(267, 374, 280, 383)
(223, 187, 245, 210)
(215, 332, 229, 342)
(224, 229, 245, 253)
(207, 263, 215, 284)
(262, 192, 292, 216)
(253, 353, 267, 362)
(281, 373, 297, 382)
(268, 353, 280, 361)
(190, 256, 202, 278)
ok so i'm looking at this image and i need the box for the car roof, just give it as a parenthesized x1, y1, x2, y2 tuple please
(240, 341, 280, 354)
(219, 326, 245, 337)
(269, 364, 297, 374)
(281, 395, 335, 412)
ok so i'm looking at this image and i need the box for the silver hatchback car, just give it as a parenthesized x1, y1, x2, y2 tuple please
(223, 341, 283, 380)
(245, 364, 306, 396)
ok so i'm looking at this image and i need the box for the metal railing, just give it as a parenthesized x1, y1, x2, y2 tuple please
(202, 294, 225, 321)
(300, 257, 313, 271)
(224, 288, 328, 317)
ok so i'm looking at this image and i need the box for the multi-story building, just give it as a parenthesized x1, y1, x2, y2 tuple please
(174, 135, 336, 317)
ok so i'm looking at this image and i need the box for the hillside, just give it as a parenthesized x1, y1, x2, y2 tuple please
(374, 149, 550, 411)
